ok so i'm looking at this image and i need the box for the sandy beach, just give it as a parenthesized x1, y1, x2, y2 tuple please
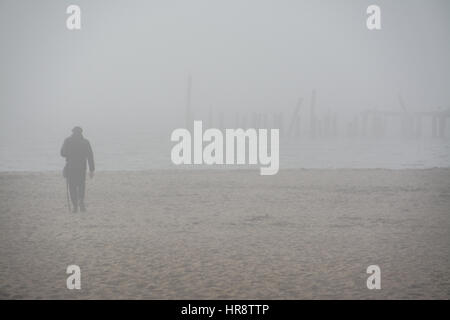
(0, 169, 449, 299)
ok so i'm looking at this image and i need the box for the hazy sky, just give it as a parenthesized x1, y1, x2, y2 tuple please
(1, 0, 450, 141)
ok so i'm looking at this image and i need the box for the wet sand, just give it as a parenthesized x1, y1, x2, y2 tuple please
(0, 169, 449, 299)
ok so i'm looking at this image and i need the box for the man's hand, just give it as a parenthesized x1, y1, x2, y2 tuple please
(89, 171, 95, 179)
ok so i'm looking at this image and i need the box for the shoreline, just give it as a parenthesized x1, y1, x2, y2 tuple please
(1, 166, 450, 174)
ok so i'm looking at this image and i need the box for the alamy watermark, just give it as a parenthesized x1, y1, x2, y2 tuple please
(366, 265, 381, 290)
(171, 121, 280, 175)
(66, 265, 81, 290)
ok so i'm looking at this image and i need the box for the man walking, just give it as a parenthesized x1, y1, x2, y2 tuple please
(61, 126, 95, 212)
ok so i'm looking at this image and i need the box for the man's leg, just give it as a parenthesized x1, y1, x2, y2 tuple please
(68, 178, 79, 212)
(79, 172, 86, 212)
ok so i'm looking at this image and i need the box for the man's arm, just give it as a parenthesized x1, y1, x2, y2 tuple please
(87, 141, 95, 172)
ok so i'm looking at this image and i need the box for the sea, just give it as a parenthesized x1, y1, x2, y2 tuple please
(1, 129, 450, 171)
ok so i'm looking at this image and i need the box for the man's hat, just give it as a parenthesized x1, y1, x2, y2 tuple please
(72, 126, 83, 134)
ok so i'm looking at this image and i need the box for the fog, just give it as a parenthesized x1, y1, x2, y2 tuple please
(1, 0, 450, 170)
